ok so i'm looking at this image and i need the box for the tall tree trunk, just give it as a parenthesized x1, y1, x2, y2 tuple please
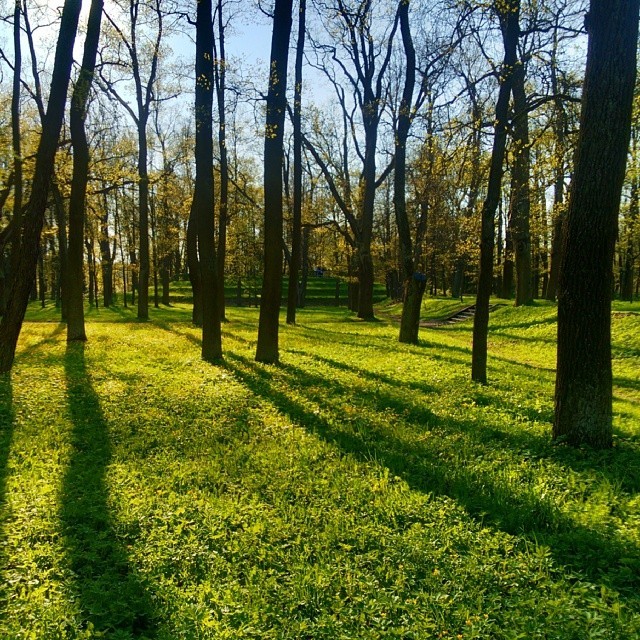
(214, 0, 229, 322)
(471, 0, 519, 384)
(256, 0, 293, 363)
(395, 0, 426, 344)
(621, 136, 638, 302)
(501, 203, 514, 298)
(38, 245, 46, 308)
(357, 110, 379, 320)
(51, 182, 68, 319)
(299, 225, 310, 308)
(193, 0, 222, 361)
(545, 26, 568, 302)
(150, 189, 159, 308)
(100, 211, 113, 307)
(286, 0, 305, 325)
(554, 0, 638, 448)
(161, 255, 170, 305)
(511, 57, 533, 306)
(137, 124, 150, 320)
(115, 204, 128, 308)
(453, 81, 482, 301)
(0, 0, 82, 371)
(67, 0, 103, 340)
(9, 0, 22, 281)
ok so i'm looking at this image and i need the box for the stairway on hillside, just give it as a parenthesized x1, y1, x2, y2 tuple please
(422, 303, 501, 327)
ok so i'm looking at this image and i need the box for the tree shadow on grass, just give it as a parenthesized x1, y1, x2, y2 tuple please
(614, 375, 640, 392)
(284, 348, 436, 395)
(14, 322, 65, 362)
(282, 349, 640, 493)
(223, 352, 640, 603)
(62, 343, 157, 638)
(0, 375, 14, 616)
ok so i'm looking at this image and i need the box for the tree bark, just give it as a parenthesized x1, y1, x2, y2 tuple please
(554, 0, 639, 448)
(67, 0, 103, 340)
(137, 122, 150, 320)
(193, 0, 222, 361)
(471, 0, 519, 384)
(9, 0, 22, 281)
(0, 0, 82, 371)
(286, 0, 305, 325)
(545, 27, 568, 302)
(511, 58, 533, 306)
(394, 0, 426, 343)
(256, 0, 293, 363)
(214, 0, 229, 322)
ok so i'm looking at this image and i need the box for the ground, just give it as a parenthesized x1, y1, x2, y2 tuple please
(0, 299, 638, 639)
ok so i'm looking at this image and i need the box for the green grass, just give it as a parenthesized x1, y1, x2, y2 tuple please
(1, 300, 639, 638)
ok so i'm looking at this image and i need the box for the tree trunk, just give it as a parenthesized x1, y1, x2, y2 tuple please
(9, 0, 22, 283)
(554, 0, 638, 447)
(137, 125, 150, 320)
(187, 215, 202, 325)
(256, 0, 293, 363)
(299, 225, 310, 308)
(215, 0, 228, 322)
(511, 58, 533, 306)
(471, 0, 519, 384)
(50, 182, 68, 319)
(545, 27, 568, 302)
(67, 0, 102, 339)
(150, 189, 159, 308)
(286, 0, 305, 325)
(395, 0, 425, 344)
(193, 0, 222, 361)
(38, 247, 46, 308)
(621, 140, 638, 302)
(161, 255, 170, 305)
(0, 0, 81, 371)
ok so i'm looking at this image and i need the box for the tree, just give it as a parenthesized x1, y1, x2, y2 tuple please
(471, 0, 520, 384)
(554, 0, 639, 448)
(286, 0, 306, 325)
(8, 0, 22, 286)
(394, 0, 464, 342)
(255, 0, 294, 363)
(67, 0, 104, 342)
(320, 0, 397, 320)
(214, 0, 230, 322)
(191, 0, 222, 361)
(394, 0, 425, 343)
(101, 0, 165, 321)
(510, 37, 532, 307)
(0, 0, 82, 372)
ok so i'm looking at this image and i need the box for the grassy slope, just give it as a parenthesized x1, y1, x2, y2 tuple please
(157, 278, 387, 305)
(0, 300, 638, 639)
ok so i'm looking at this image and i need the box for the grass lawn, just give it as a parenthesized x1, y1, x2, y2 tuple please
(0, 299, 638, 638)
(153, 277, 387, 306)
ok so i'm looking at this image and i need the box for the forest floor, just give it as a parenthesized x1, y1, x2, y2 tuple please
(1, 298, 639, 639)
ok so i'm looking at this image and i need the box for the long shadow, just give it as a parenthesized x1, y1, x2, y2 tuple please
(284, 349, 436, 395)
(489, 315, 558, 330)
(62, 344, 157, 637)
(614, 376, 640, 392)
(0, 375, 14, 615)
(281, 350, 640, 493)
(14, 323, 65, 362)
(223, 352, 640, 601)
(158, 320, 639, 495)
